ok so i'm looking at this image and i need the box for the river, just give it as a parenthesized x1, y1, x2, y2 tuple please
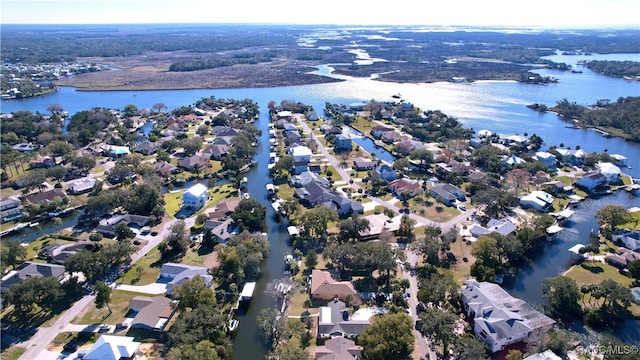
(2, 53, 640, 356)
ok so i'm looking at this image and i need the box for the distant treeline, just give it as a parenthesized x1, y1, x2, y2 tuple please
(552, 96, 640, 142)
(168, 52, 277, 72)
(585, 60, 640, 79)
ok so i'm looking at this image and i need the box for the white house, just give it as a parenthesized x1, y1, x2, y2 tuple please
(461, 280, 555, 353)
(597, 162, 622, 183)
(289, 145, 313, 163)
(610, 154, 628, 167)
(502, 155, 526, 167)
(520, 190, 554, 212)
(182, 183, 209, 210)
(80, 335, 141, 360)
(159, 263, 213, 296)
(67, 177, 97, 194)
(534, 151, 556, 169)
(470, 219, 517, 238)
(575, 172, 608, 191)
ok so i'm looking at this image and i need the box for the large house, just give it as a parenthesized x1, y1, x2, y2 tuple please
(67, 177, 96, 195)
(469, 219, 517, 238)
(315, 337, 362, 360)
(0, 261, 66, 293)
(534, 151, 556, 169)
(387, 178, 423, 198)
(334, 134, 352, 151)
(178, 155, 210, 172)
(80, 335, 141, 360)
(289, 145, 313, 163)
(24, 188, 66, 205)
(310, 269, 361, 306)
(575, 172, 608, 192)
(95, 214, 150, 237)
(597, 162, 622, 183)
(182, 183, 209, 210)
(0, 196, 23, 223)
(159, 263, 213, 296)
(318, 299, 370, 338)
(128, 296, 177, 332)
(520, 191, 554, 212)
(295, 183, 363, 216)
(461, 280, 555, 353)
(430, 183, 466, 206)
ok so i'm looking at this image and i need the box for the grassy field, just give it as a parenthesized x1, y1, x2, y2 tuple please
(49, 332, 99, 352)
(73, 289, 151, 325)
(0, 347, 25, 360)
(164, 183, 235, 217)
(409, 196, 460, 223)
(618, 211, 640, 230)
(350, 116, 376, 136)
(117, 246, 162, 285)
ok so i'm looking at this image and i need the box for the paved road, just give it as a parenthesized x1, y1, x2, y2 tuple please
(17, 217, 194, 360)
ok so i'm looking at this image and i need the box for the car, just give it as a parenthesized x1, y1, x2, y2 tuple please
(458, 205, 467, 211)
(98, 324, 110, 332)
(63, 343, 78, 352)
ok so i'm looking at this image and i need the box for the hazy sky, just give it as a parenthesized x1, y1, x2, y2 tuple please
(2, 0, 639, 28)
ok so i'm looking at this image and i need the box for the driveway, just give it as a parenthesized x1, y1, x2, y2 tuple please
(111, 282, 167, 295)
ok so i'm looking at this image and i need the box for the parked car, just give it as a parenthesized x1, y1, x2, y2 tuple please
(63, 342, 78, 352)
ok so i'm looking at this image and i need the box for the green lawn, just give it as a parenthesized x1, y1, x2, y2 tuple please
(565, 262, 633, 288)
(621, 174, 633, 186)
(351, 116, 375, 135)
(117, 246, 162, 285)
(618, 211, 640, 230)
(164, 183, 235, 217)
(164, 191, 185, 216)
(49, 332, 99, 351)
(73, 290, 151, 325)
(0, 347, 25, 360)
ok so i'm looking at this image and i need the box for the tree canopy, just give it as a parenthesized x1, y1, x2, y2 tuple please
(359, 312, 414, 360)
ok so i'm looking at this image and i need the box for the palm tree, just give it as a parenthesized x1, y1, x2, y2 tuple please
(580, 284, 590, 307)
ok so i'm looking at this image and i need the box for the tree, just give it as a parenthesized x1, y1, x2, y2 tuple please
(595, 205, 630, 233)
(71, 155, 96, 172)
(505, 349, 523, 360)
(173, 276, 215, 310)
(542, 276, 582, 319)
(202, 228, 216, 248)
(114, 223, 135, 241)
(94, 281, 113, 314)
(396, 215, 416, 243)
(629, 260, 640, 284)
(126, 183, 163, 215)
(231, 198, 267, 233)
(167, 304, 231, 357)
(47, 165, 68, 184)
(359, 312, 414, 360)
(153, 102, 168, 113)
(417, 307, 458, 353)
(1, 239, 27, 272)
(409, 148, 434, 166)
(165, 220, 190, 254)
(268, 342, 310, 360)
(337, 216, 370, 243)
(65, 250, 108, 283)
(5, 276, 63, 312)
(304, 250, 318, 269)
(167, 340, 221, 360)
(89, 232, 104, 242)
(452, 334, 490, 360)
(257, 308, 288, 349)
(505, 168, 531, 195)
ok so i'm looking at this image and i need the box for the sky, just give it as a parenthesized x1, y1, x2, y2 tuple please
(1, 0, 639, 28)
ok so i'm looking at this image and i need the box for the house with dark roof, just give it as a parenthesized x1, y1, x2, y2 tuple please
(461, 280, 555, 352)
(353, 157, 376, 171)
(370, 125, 393, 139)
(24, 188, 66, 205)
(159, 263, 213, 296)
(204, 217, 238, 243)
(295, 183, 363, 216)
(290, 171, 330, 188)
(206, 198, 239, 220)
(210, 126, 239, 137)
(178, 155, 210, 172)
(203, 144, 230, 160)
(134, 141, 158, 155)
(318, 299, 369, 338)
(381, 131, 405, 144)
(375, 164, 397, 182)
(430, 184, 466, 206)
(154, 161, 179, 177)
(315, 336, 362, 360)
(1, 261, 66, 293)
(310, 269, 361, 306)
(95, 214, 150, 237)
(128, 296, 177, 332)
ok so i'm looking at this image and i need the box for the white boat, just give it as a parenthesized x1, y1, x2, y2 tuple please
(228, 319, 239, 332)
(243, 192, 250, 200)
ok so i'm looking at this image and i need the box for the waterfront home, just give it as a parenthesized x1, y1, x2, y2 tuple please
(203, 144, 230, 160)
(159, 263, 213, 296)
(154, 160, 179, 177)
(606, 247, 640, 268)
(182, 183, 209, 210)
(387, 178, 423, 198)
(0, 196, 23, 223)
(575, 172, 608, 192)
(519, 190, 554, 212)
(133, 141, 158, 155)
(204, 217, 238, 243)
(310, 269, 361, 306)
(291, 160, 309, 175)
(211, 126, 239, 137)
(370, 125, 393, 139)
(502, 134, 528, 147)
(381, 131, 405, 144)
(0, 261, 66, 294)
(613, 230, 640, 252)
(353, 157, 376, 171)
(502, 154, 526, 167)
(66, 177, 96, 195)
(610, 154, 628, 167)
(290, 170, 330, 188)
(80, 335, 141, 360)
(95, 214, 150, 237)
(461, 279, 555, 353)
(205, 198, 239, 220)
(314, 337, 362, 360)
(334, 134, 352, 151)
(178, 155, 210, 172)
(320, 124, 342, 135)
(469, 219, 517, 238)
(318, 299, 370, 339)
(556, 148, 588, 165)
(394, 139, 425, 155)
(295, 183, 363, 216)
(41, 241, 94, 264)
(534, 151, 557, 170)
(128, 296, 177, 332)
(597, 162, 622, 183)
(376, 164, 397, 182)
(289, 145, 313, 163)
(24, 188, 66, 205)
(430, 183, 466, 206)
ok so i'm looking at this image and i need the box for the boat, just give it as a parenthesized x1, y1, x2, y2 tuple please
(29, 222, 40, 228)
(392, 93, 402, 99)
(243, 192, 250, 200)
(227, 319, 239, 332)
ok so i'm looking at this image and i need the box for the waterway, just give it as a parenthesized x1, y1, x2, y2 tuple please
(2, 52, 640, 356)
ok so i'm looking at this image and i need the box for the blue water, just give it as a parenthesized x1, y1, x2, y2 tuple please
(2, 53, 640, 353)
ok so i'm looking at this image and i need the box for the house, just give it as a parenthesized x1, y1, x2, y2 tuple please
(0, 196, 23, 223)
(430, 184, 466, 206)
(154, 161, 179, 177)
(315, 337, 362, 360)
(556, 148, 588, 165)
(30, 156, 56, 168)
(523, 350, 562, 360)
(320, 124, 342, 135)
(387, 178, 423, 198)
(575, 172, 608, 192)
(370, 125, 393, 139)
(470, 219, 517, 238)
(358, 213, 401, 239)
(534, 151, 556, 169)
(285, 130, 302, 144)
(597, 162, 622, 183)
(295, 183, 363, 216)
(134, 141, 158, 155)
(376, 164, 397, 182)
(204, 217, 238, 243)
(206, 198, 239, 220)
(291, 160, 309, 175)
(461, 280, 555, 353)
(502, 155, 526, 167)
(290, 171, 330, 188)
(310, 269, 361, 306)
(159, 263, 213, 296)
(95, 214, 150, 237)
(182, 183, 209, 210)
(334, 134, 352, 151)
(104, 145, 131, 158)
(289, 145, 313, 163)
(381, 131, 404, 144)
(178, 155, 210, 172)
(67, 177, 96, 195)
(394, 140, 425, 155)
(0, 261, 66, 293)
(503, 135, 528, 147)
(80, 335, 141, 360)
(613, 231, 640, 252)
(520, 191, 554, 212)
(210, 126, 239, 137)
(610, 154, 628, 167)
(41, 241, 95, 264)
(318, 299, 370, 338)
(353, 157, 376, 171)
(24, 188, 66, 205)
(128, 296, 177, 332)
(202, 144, 230, 160)
(540, 180, 572, 196)
(12, 142, 38, 152)
(606, 247, 640, 268)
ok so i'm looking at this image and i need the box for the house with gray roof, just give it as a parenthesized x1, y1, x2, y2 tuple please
(318, 299, 370, 339)
(95, 214, 150, 237)
(461, 279, 555, 352)
(1, 261, 66, 293)
(159, 263, 213, 296)
(315, 337, 362, 360)
(128, 296, 177, 332)
(1, 196, 23, 223)
(430, 183, 466, 206)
